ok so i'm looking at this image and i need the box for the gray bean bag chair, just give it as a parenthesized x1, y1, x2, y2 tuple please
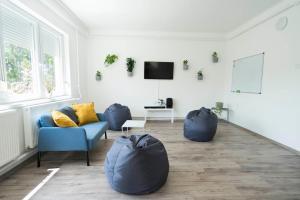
(184, 107, 218, 142)
(104, 103, 132, 131)
(104, 134, 169, 194)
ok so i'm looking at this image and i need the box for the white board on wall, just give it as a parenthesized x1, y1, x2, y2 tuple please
(231, 53, 264, 94)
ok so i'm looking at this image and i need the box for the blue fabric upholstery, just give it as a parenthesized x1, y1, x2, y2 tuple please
(38, 127, 87, 151)
(39, 115, 56, 127)
(96, 113, 106, 121)
(38, 113, 108, 152)
(105, 134, 169, 194)
(184, 107, 218, 142)
(81, 121, 109, 150)
(104, 103, 132, 131)
(58, 106, 79, 124)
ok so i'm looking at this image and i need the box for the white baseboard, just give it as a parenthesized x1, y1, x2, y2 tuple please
(0, 148, 37, 177)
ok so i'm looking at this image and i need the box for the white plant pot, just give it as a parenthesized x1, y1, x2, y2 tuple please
(183, 64, 189, 70)
(127, 71, 133, 76)
(96, 74, 101, 81)
(212, 56, 219, 63)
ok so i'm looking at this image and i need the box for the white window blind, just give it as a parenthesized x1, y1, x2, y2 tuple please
(40, 28, 59, 56)
(0, 6, 34, 50)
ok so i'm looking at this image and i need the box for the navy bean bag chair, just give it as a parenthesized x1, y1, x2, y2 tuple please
(104, 103, 132, 131)
(184, 107, 218, 142)
(104, 134, 169, 195)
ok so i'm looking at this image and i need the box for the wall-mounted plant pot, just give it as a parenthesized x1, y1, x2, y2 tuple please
(198, 75, 203, 80)
(127, 71, 133, 77)
(96, 74, 101, 81)
(183, 64, 189, 70)
(212, 56, 219, 63)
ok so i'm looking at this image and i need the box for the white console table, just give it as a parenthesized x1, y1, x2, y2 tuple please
(144, 108, 174, 123)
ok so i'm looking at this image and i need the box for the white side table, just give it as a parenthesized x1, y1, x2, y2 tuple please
(144, 108, 174, 123)
(211, 107, 229, 121)
(121, 120, 146, 136)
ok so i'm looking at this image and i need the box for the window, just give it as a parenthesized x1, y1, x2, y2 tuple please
(40, 28, 64, 97)
(0, 3, 68, 104)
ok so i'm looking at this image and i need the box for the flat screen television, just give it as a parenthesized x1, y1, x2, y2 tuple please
(144, 61, 174, 80)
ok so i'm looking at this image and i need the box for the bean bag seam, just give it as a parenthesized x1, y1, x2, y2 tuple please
(111, 144, 127, 186)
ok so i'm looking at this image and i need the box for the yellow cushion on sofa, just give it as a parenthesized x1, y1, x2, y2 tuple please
(72, 102, 99, 126)
(52, 111, 78, 127)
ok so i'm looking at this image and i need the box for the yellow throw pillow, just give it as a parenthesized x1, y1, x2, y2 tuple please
(72, 102, 99, 126)
(52, 111, 78, 127)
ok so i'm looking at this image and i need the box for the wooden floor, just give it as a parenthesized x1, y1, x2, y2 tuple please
(0, 121, 299, 200)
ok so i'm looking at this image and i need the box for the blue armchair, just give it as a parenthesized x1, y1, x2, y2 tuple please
(37, 113, 108, 167)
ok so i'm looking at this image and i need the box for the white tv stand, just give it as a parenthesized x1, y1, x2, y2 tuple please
(144, 107, 174, 123)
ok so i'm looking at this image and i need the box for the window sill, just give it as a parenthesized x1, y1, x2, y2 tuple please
(0, 96, 80, 111)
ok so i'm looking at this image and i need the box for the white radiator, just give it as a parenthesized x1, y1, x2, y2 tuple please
(23, 99, 77, 148)
(0, 109, 22, 167)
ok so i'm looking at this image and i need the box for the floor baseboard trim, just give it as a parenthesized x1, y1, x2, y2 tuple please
(0, 149, 37, 179)
(228, 121, 299, 155)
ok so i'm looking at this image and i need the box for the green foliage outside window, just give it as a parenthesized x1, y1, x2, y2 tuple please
(4, 44, 32, 94)
(42, 53, 55, 95)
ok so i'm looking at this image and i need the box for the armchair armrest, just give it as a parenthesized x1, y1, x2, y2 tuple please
(38, 127, 88, 151)
(97, 113, 106, 121)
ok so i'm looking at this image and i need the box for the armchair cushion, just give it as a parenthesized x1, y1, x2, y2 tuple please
(72, 102, 99, 125)
(58, 106, 79, 124)
(52, 111, 78, 127)
(39, 115, 56, 127)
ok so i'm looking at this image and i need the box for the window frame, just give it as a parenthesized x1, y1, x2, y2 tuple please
(0, 1, 69, 105)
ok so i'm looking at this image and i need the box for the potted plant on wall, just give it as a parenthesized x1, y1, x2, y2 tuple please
(126, 57, 136, 76)
(95, 70, 102, 81)
(212, 52, 219, 63)
(104, 54, 118, 66)
(197, 70, 203, 80)
(183, 59, 189, 70)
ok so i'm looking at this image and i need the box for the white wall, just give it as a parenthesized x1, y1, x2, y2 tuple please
(86, 36, 226, 117)
(224, 5, 300, 151)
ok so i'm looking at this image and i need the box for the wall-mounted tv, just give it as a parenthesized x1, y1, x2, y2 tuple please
(144, 61, 174, 80)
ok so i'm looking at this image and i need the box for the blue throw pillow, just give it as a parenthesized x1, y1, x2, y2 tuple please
(39, 115, 56, 127)
(58, 106, 79, 124)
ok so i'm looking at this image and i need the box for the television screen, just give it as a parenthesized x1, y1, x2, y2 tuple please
(144, 61, 174, 79)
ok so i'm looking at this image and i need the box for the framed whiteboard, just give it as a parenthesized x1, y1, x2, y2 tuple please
(231, 53, 264, 94)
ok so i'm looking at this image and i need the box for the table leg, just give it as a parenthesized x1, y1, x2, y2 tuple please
(227, 110, 229, 121)
(144, 110, 147, 122)
(171, 109, 174, 123)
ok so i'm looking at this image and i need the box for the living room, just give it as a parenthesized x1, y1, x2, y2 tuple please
(0, 0, 299, 199)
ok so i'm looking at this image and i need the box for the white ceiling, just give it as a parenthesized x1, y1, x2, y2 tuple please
(61, 0, 282, 33)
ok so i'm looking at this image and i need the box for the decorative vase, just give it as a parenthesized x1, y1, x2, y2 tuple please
(216, 102, 223, 109)
(127, 71, 133, 77)
(212, 56, 219, 63)
(96, 74, 101, 81)
(198, 74, 203, 80)
(183, 64, 189, 70)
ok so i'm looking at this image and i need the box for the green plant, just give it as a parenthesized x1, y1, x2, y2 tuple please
(212, 52, 218, 57)
(96, 70, 102, 76)
(212, 102, 223, 116)
(197, 70, 203, 76)
(126, 57, 136, 72)
(95, 70, 102, 81)
(183, 60, 188, 65)
(104, 54, 118, 66)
